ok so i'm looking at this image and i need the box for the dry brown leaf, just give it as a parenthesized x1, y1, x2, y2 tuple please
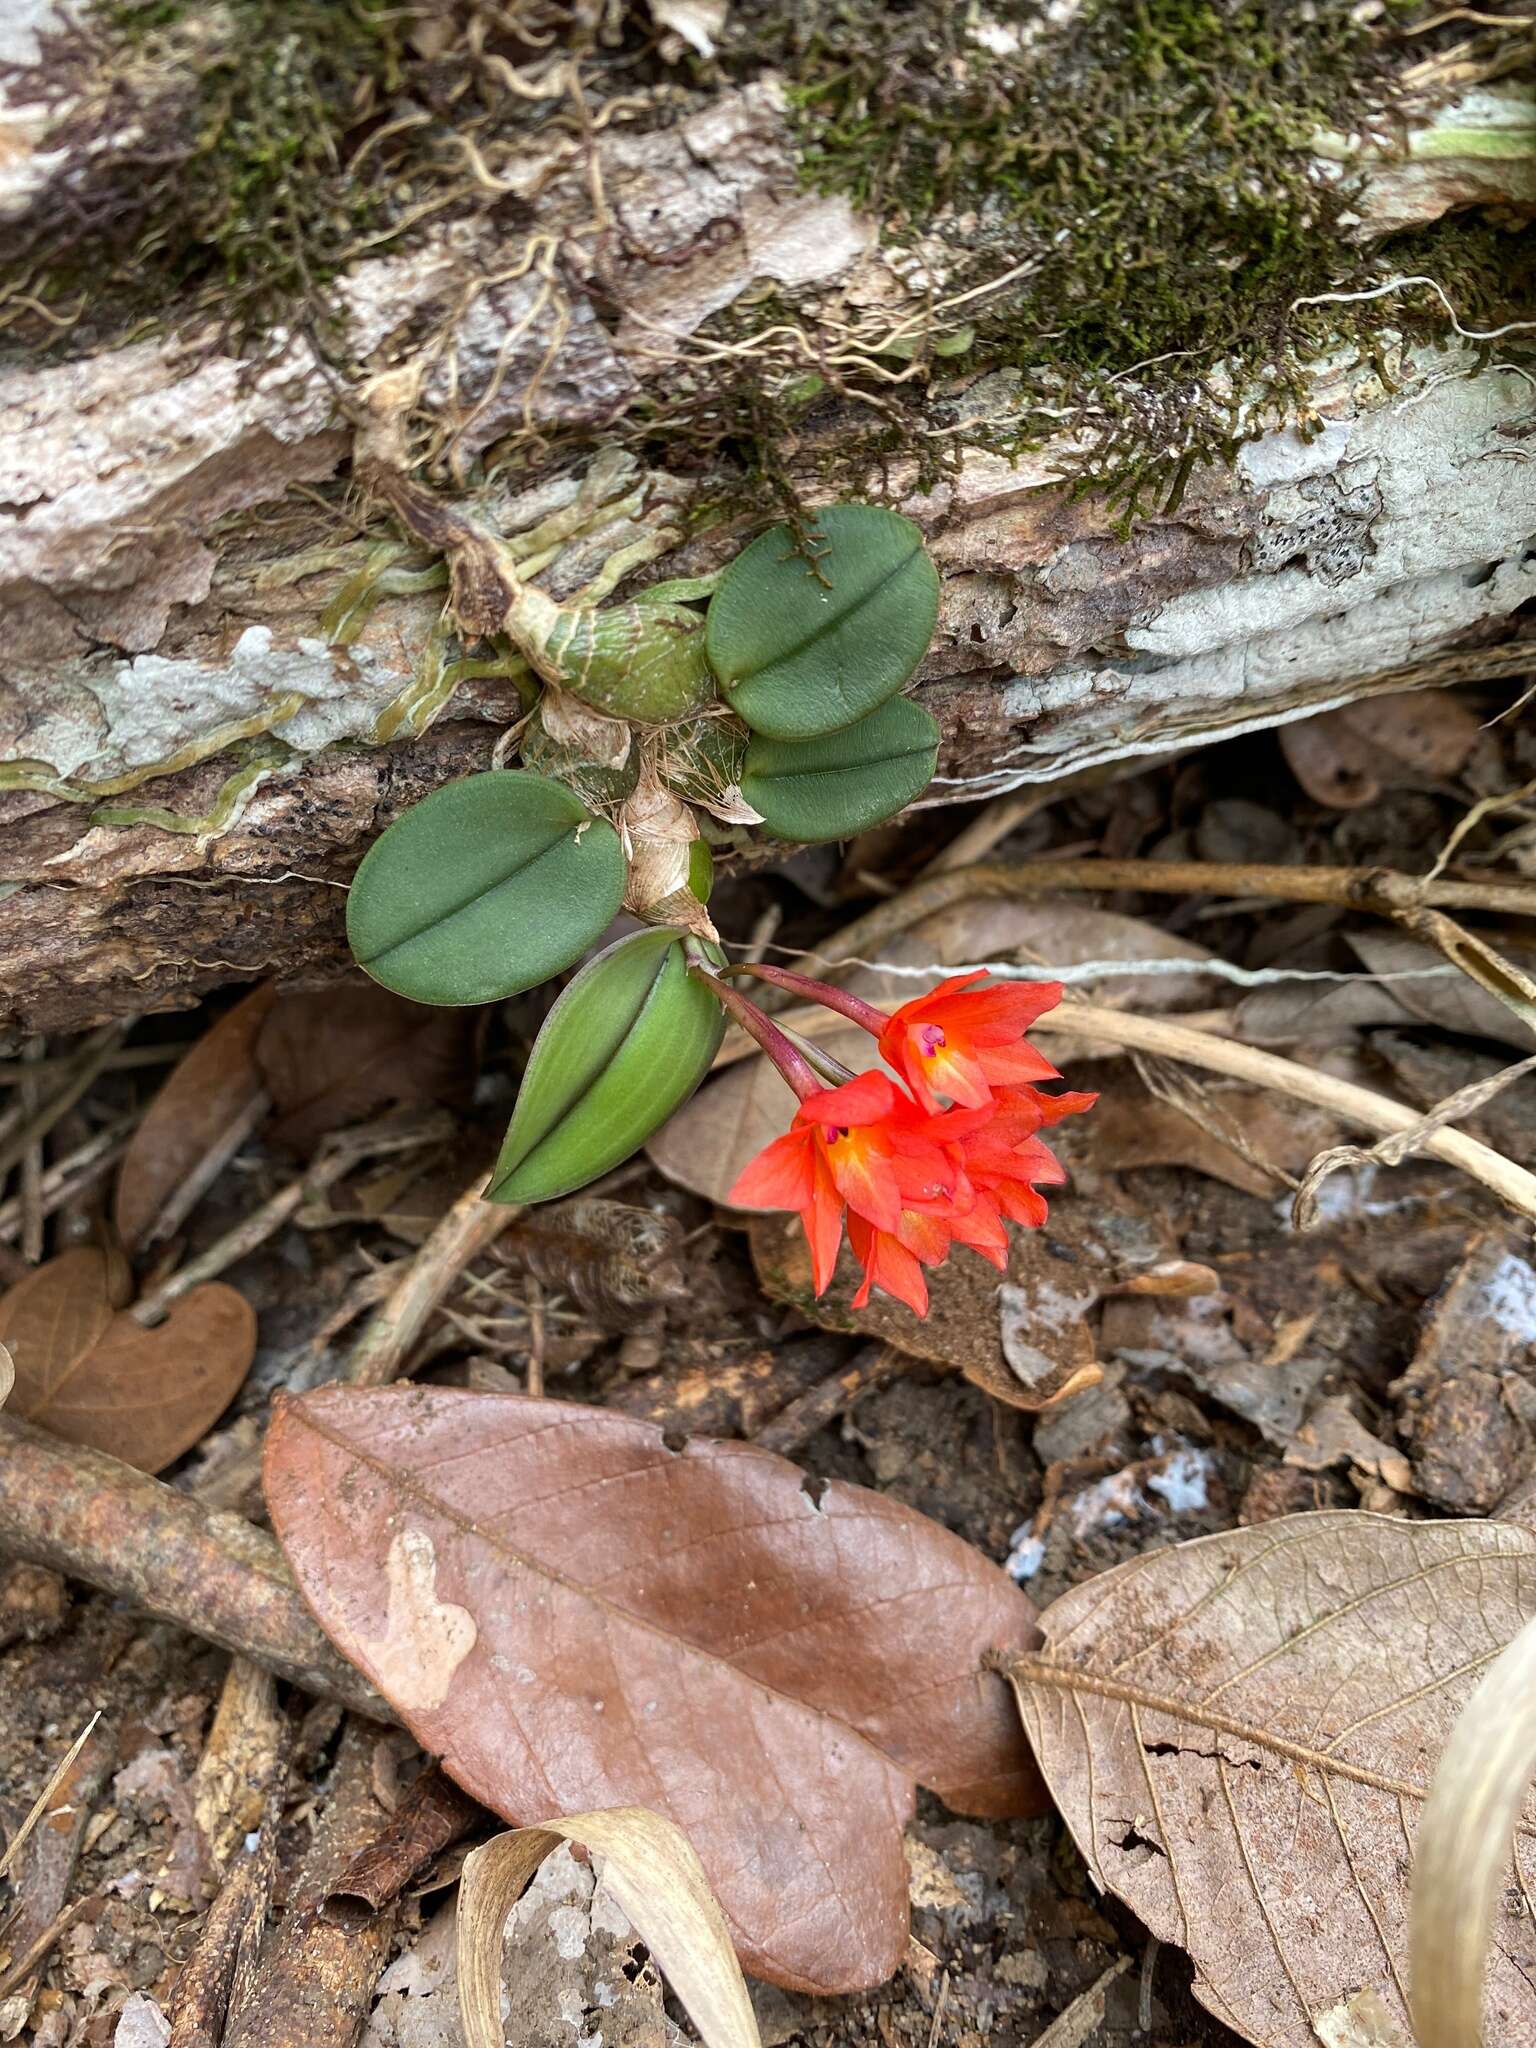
(264, 1386, 1043, 1993)
(114, 983, 276, 1252)
(0, 1260, 255, 1472)
(1006, 1511, 1536, 2048)
(1348, 931, 1536, 1052)
(749, 1209, 1103, 1410)
(0, 1341, 13, 1410)
(457, 1809, 759, 2048)
(0, 1247, 115, 1392)
(256, 985, 480, 1155)
(1083, 1072, 1343, 1196)
(1280, 693, 1482, 809)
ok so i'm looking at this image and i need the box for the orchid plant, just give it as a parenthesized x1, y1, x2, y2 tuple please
(345, 502, 1091, 1315)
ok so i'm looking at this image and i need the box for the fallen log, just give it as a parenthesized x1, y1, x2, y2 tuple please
(1, 3, 1531, 1035)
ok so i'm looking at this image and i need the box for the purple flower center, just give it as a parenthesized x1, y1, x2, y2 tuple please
(918, 1024, 947, 1059)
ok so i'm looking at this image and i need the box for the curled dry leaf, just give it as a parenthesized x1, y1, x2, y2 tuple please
(748, 1208, 1102, 1411)
(0, 1253, 255, 1472)
(0, 1342, 13, 1410)
(457, 1808, 759, 2048)
(264, 1386, 1043, 1993)
(1006, 1511, 1536, 2048)
(113, 983, 276, 1253)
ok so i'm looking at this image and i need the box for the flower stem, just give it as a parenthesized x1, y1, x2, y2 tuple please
(723, 960, 888, 1036)
(688, 957, 825, 1101)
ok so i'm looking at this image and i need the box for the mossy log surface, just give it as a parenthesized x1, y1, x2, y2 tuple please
(0, 0, 1533, 1035)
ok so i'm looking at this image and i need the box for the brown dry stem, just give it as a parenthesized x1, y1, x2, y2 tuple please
(0, 1415, 391, 1719)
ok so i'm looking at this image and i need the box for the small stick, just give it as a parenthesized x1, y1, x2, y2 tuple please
(1025, 1956, 1132, 2048)
(0, 1893, 96, 2002)
(133, 1112, 456, 1324)
(0, 1117, 134, 1242)
(0, 1417, 392, 1721)
(223, 1720, 401, 2048)
(142, 1089, 273, 1250)
(19, 1038, 44, 1264)
(1037, 1003, 1536, 1222)
(0, 1023, 130, 1182)
(922, 791, 1053, 877)
(344, 1174, 518, 1388)
(768, 859, 1536, 1000)
(0, 1713, 102, 1884)
(169, 1747, 287, 2048)
(752, 1345, 912, 1456)
(0, 1045, 184, 1085)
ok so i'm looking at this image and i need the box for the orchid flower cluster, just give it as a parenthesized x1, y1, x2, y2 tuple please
(712, 966, 1096, 1317)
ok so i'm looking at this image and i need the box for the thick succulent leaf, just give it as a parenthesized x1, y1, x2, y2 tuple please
(705, 506, 939, 739)
(346, 772, 625, 1007)
(741, 697, 940, 841)
(264, 1386, 1042, 1993)
(1007, 1512, 1536, 2048)
(490, 930, 725, 1204)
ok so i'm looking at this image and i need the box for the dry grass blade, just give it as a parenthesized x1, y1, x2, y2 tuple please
(1410, 1612, 1536, 2048)
(0, 1712, 100, 1884)
(1293, 1050, 1536, 1227)
(457, 1808, 761, 2048)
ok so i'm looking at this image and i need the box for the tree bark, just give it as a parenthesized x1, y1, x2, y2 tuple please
(1, 4, 1532, 1035)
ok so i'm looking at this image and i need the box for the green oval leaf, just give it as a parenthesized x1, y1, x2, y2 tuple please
(705, 505, 939, 740)
(347, 771, 625, 1007)
(490, 930, 725, 1204)
(740, 696, 940, 842)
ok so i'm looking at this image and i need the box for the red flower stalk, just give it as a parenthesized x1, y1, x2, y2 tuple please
(717, 960, 1094, 1316)
(731, 963, 1064, 1112)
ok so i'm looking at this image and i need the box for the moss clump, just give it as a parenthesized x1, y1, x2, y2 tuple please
(0, 0, 431, 351)
(717, 0, 1533, 515)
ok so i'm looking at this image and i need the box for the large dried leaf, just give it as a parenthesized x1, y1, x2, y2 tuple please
(264, 1386, 1042, 1994)
(1005, 1512, 1536, 2048)
(457, 1809, 759, 2048)
(0, 1258, 255, 1472)
(256, 985, 479, 1155)
(114, 984, 276, 1252)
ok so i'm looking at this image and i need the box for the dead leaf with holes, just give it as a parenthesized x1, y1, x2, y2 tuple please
(114, 983, 276, 1253)
(1005, 1511, 1536, 2048)
(0, 1250, 256, 1472)
(264, 1385, 1043, 1993)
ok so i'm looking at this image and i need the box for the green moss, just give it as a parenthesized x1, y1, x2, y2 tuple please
(719, 0, 1533, 515)
(2, 0, 422, 349)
